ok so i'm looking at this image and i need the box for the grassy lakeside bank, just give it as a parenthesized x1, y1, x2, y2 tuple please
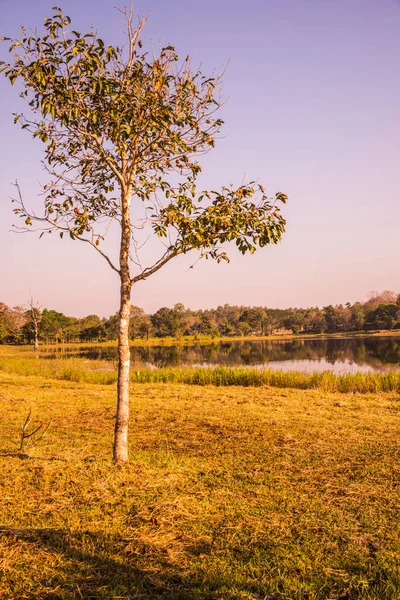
(131, 330, 400, 344)
(5, 329, 400, 351)
(0, 372, 399, 599)
(2, 346, 400, 393)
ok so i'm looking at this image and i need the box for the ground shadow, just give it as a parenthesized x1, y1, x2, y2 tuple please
(0, 451, 68, 461)
(0, 526, 250, 600)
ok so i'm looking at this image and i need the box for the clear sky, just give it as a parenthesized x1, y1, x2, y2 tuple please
(0, 0, 399, 317)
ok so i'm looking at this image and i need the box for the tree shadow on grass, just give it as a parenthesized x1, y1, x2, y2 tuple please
(0, 526, 230, 600)
(0, 450, 68, 461)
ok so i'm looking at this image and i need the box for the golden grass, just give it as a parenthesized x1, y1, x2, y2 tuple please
(0, 368, 399, 598)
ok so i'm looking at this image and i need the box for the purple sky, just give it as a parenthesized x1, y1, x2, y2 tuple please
(1, 0, 399, 317)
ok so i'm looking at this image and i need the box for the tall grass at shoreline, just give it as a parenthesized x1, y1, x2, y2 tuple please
(1, 350, 400, 393)
(77, 365, 400, 392)
(130, 365, 400, 393)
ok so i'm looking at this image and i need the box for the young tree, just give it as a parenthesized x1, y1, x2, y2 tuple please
(1, 8, 287, 463)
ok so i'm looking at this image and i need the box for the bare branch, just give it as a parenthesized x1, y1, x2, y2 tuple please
(132, 248, 184, 284)
(74, 235, 120, 275)
(17, 409, 50, 453)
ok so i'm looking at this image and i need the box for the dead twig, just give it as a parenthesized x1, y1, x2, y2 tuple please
(18, 409, 51, 453)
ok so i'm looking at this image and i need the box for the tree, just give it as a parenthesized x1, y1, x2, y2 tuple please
(40, 308, 70, 343)
(238, 320, 252, 337)
(104, 312, 119, 341)
(365, 304, 399, 332)
(197, 312, 219, 337)
(283, 310, 304, 335)
(25, 297, 42, 350)
(1, 8, 287, 463)
(350, 302, 364, 331)
(0, 303, 11, 342)
(129, 306, 151, 340)
(364, 290, 397, 312)
(80, 314, 105, 342)
(305, 309, 327, 334)
(151, 306, 176, 338)
(170, 303, 189, 338)
(239, 307, 267, 335)
(3, 305, 26, 343)
(323, 305, 339, 333)
(215, 304, 243, 336)
(330, 304, 352, 332)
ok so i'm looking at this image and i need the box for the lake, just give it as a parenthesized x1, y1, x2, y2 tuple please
(40, 335, 400, 373)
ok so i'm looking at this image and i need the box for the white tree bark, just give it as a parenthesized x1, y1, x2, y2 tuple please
(113, 187, 132, 464)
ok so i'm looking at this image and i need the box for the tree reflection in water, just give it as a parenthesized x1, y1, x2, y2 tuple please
(39, 336, 400, 373)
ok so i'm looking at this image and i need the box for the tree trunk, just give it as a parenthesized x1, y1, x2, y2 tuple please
(34, 326, 39, 352)
(113, 186, 132, 464)
(113, 276, 131, 463)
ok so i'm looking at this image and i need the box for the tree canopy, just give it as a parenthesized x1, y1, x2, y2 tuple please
(1, 7, 286, 272)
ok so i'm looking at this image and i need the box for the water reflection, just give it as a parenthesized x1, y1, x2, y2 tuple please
(39, 336, 400, 373)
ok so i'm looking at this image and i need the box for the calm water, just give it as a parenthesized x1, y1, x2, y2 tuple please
(40, 336, 400, 373)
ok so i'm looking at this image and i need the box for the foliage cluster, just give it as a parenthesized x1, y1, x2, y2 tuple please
(0, 7, 286, 271)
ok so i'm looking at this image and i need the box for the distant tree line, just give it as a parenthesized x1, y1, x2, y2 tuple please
(1, 290, 400, 345)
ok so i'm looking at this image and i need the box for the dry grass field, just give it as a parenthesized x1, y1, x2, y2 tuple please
(0, 349, 399, 598)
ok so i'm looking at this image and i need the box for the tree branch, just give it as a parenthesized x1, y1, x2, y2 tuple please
(72, 235, 120, 275)
(131, 248, 184, 284)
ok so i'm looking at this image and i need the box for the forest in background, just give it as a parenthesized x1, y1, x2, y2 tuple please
(1, 290, 400, 345)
